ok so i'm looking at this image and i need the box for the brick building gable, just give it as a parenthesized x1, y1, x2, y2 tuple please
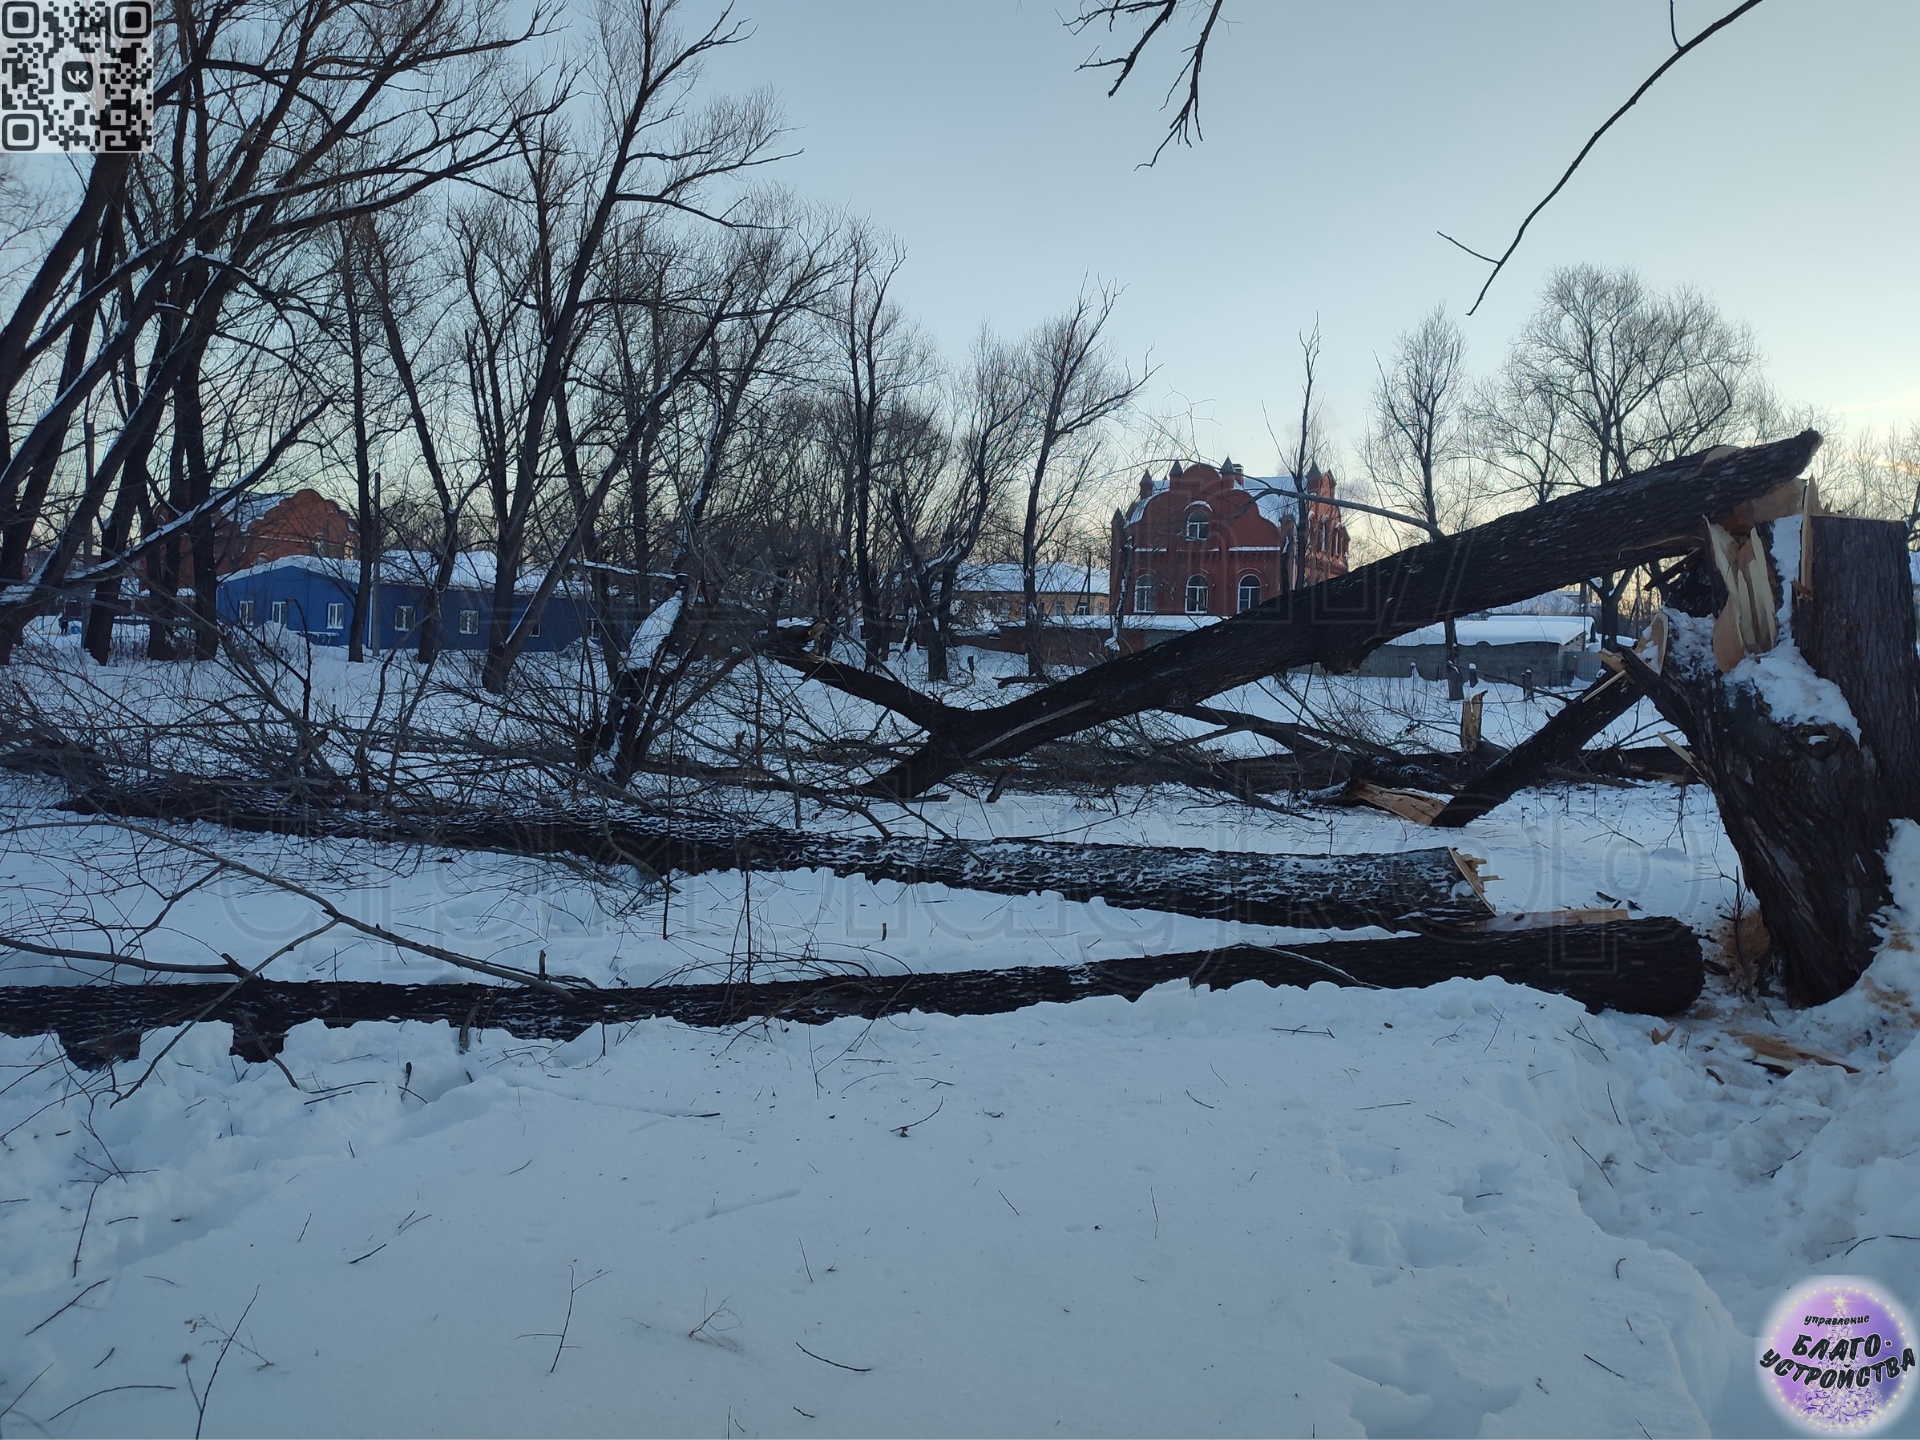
(1109, 459, 1349, 621)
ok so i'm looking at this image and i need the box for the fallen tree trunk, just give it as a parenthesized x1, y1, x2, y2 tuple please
(4, 918, 1706, 1068)
(62, 785, 1492, 932)
(1622, 512, 1920, 1003)
(1431, 665, 1644, 827)
(861, 435, 1819, 798)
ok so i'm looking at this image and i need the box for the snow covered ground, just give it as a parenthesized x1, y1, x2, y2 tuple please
(3, 640, 1918, 1435)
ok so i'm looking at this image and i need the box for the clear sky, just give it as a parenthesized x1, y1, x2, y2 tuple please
(705, 0, 1920, 478)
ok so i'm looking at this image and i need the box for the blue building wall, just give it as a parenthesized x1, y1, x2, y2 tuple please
(215, 559, 592, 653)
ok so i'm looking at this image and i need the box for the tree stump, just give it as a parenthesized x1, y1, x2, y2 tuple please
(1625, 512, 1920, 1003)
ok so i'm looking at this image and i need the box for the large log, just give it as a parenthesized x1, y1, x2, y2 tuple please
(1, 918, 1706, 1068)
(1431, 666, 1644, 827)
(1623, 514, 1920, 1003)
(866, 435, 1820, 798)
(61, 786, 1491, 932)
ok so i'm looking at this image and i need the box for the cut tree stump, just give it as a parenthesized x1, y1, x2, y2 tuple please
(1624, 512, 1920, 1003)
(0, 917, 1706, 1068)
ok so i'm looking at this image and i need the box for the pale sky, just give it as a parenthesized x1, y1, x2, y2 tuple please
(707, 1, 1920, 479)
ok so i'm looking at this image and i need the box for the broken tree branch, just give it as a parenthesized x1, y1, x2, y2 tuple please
(867, 434, 1819, 799)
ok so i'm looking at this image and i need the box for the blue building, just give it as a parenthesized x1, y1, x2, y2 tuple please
(215, 553, 594, 653)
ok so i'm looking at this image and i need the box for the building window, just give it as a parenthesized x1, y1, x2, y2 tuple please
(1238, 575, 1261, 613)
(1074, 597, 1089, 616)
(459, 609, 478, 635)
(1185, 575, 1209, 614)
(394, 605, 415, 632)
(1133, 576, 1156, 614)
(270, 599, 288, 625)
(237, 600, 254, 626)
(325, 602, 344, 630)
(1184, 508, 1210, 542)
(1051, 599, 1066, 617)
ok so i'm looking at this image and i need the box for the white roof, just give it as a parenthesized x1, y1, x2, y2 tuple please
(955, 561, 1109, 595)
(1490, 588, 1588, 617)
(1248, 479, 1313, 535)
(1385, 616, 1590, 648)
(1121, 613, 1222, 631)
(223, 551, 577, 596)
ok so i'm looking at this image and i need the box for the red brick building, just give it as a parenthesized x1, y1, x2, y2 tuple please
(1109, 459, 1349, 621)
(214, 489, 358, 574)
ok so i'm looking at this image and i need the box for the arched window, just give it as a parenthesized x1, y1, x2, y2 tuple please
(1185, 574, 1209, 615)
(1133, 575, 1156, 614)
(1237, 574, 1261, 613)
(1184, 506, 1210, 542)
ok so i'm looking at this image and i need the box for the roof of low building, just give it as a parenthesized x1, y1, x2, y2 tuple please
(954, 561, 1109, 595)
(222, 551, 582, 596)
(1385, 616, 1591, 648)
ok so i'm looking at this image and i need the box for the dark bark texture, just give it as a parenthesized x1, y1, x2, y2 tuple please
(6, 918, 1705, 1069)
(60, 788, 1492, 932)
(1625, 515, 1920, 1003)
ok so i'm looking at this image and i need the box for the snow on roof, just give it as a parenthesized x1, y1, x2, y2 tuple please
(1124, 478, 1170, 525)
(1246, 476, 1324, 534)
(1490, 589, 1588, 617)
(1385, 616, 1591, 648)
(955, 562, 1109, 595)
(221, 553, 355, 586)
(1120, 613, 1222, 631)
(226, 491, 300, 528)
(223, 551, 575, 595)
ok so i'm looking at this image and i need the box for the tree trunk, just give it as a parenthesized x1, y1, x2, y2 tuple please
(11, 918, 1705, 1069)
(65, 784, 1495, 934)
(869, 434, 1820, 798)
(1622, 513, 1920, 1003)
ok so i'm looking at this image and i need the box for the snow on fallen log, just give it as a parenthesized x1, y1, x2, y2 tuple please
(64, 790, 1495, 932)
(1, 918, 1706, 1068)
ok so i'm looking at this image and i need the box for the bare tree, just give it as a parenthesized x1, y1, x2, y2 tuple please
(473, 0, 784, 694)
(914, 333, 1029, 682)
(1474, 364, 1574, 509)
(823, 227, 934, 670)
(1502, 263, 1761, 642)
(0, 0, 550, 661)
(1283, 320, 1324, 593)
(1016, 284, 1140, 678)
(1365, 304, 1476, 698)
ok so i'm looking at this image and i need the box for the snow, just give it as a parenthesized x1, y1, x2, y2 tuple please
(1385, 617, 1591, 649)
(1118, 613, 1221, 632)
(1491, 589, 1590, 618)
(7, 908, 1920, 1436)
(954, 562, 1108, 596)
(1716, 517, 1862, 741)
(623, 592, 682, 672)
(5, 641, 1920, 1435)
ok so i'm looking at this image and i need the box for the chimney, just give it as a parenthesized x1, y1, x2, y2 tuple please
(1169, 461, 1184, 479)
(1138, 470, 1154, 497)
